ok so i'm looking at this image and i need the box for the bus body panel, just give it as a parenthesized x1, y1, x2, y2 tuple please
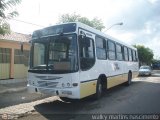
(27, 72, 81, 99)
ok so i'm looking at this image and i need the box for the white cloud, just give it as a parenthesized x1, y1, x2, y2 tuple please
(148, 0, 159, 4)
(9, 0, 160, 58)
(106, 30, 135, 45)
(145, 37, 160, 58)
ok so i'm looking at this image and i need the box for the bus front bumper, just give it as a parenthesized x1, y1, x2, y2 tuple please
(27, 84, 80, 99)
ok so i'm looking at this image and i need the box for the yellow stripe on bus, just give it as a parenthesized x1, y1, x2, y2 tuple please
(107, 74, 127, 89)
(107, 72, 138, 89)
(80, 80, 97, 98)
(79, 72, 138, 98)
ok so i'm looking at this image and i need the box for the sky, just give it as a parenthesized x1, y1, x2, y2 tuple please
(9, 0, 160, 58)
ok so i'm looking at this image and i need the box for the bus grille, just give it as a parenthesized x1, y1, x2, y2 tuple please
(38, 88, 55, 94)
(37, 81, 58, 88)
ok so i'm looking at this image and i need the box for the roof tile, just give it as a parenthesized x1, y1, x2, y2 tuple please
(0, 32, 31, 42)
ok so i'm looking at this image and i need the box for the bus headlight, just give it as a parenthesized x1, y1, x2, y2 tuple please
(67, 83, 70, 87)
(62, 83, 71, 88)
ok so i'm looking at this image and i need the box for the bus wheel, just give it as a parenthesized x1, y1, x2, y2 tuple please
(127, 72, 132, 86)
(60, 97, 77, 103)
(94, 80, 102, 99)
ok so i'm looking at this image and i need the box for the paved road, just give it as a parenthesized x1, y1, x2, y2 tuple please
(0, 90, 49, 108)
(18, 76, 160, 120)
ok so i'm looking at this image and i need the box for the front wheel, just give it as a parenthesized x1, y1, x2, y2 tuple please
(94, 80, 102, 99)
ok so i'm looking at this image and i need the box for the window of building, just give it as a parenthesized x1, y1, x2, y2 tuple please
(108, 40, 116, 60)
(14, 49, 29, 66)
(0, 48, 11, 63)
(116, 44, 123, 61)
(23, 50, 29, 66)
(14, 49, 23, 64)
(95, 36, 107, 60)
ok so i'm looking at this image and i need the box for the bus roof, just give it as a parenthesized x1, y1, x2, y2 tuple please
(32, 22, 136, 50)
(74, 22, 136, 50)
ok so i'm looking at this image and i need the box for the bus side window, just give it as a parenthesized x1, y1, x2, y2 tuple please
(108, 40, 116, 60)
(79, 36, 95, 70)
(124, 46, 129, 61)
(132, 50, 136, 61)
(95, 36, 107, 60)
(135, 51, 138, 61)
(128, 48, 133, 61)
(116, 44, 123, 61)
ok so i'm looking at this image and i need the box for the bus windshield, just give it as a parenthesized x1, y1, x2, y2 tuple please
(30, 34, 78, 73)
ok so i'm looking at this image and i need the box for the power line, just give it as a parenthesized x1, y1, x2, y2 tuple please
(11, 18, 45, 27)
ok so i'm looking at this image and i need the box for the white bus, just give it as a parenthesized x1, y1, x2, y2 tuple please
(27, 22, 139, 99)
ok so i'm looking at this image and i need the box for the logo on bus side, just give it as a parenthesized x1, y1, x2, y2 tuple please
(113, 62, 120, 71)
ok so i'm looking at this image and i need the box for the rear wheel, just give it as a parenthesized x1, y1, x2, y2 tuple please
(94, 80, 102, 99)
(127, 72, 132, 86)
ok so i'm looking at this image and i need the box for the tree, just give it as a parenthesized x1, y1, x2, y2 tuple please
(0, 0, 21, 35)
(133, 45, 154, 66)
(152, 59, 160, 69)
(58, 13, 105, 31)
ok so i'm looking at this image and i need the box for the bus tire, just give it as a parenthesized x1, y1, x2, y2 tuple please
(127, 72, 132, 86)
(60, 97, 77, 103)
(94, 79, 102, 99)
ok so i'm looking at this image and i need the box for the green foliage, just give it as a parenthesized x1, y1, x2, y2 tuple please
(0, 19, 10, 35)
(91, 17, 105, 31)
(152, 59, 160, 64)
(0, 0, 21, 35)
(133, 45, 154, 65)
(58, 13, 105, 31)
(59, 13, 80, 23)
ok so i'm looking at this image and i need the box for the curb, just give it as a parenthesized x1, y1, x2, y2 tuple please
(151, 73, 160, 77)
(0, 79, 27, 85)
(0, 87, 27, 94)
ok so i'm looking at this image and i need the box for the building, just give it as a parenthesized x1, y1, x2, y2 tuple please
(0, 32, 31, 80)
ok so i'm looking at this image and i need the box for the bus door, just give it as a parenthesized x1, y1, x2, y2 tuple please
(78, 29, 97, 98)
